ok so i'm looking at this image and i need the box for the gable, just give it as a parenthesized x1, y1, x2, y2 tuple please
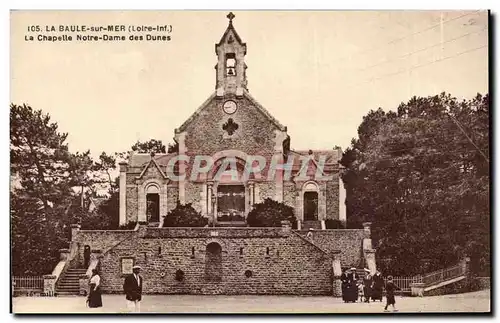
(136, 158, 167, 180)
(178, 90, 287, 156)
(178, 90, 285, 133)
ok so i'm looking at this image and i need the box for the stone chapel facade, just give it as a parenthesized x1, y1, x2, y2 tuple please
(118, 13, 347, 229)
(50, 13, 376, 297)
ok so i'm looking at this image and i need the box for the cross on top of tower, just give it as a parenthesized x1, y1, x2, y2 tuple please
(227, 12, 235, 24)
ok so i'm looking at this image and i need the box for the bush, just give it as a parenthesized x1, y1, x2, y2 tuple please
(325, 219, 344, 229)
(247, 198, 296, 227)
(162, 202, 208, 227)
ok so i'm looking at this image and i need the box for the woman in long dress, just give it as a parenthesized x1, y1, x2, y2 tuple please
(371, 270, 384, 302)
(88, 269, 103, 308)
(349, 267, 359, 302)
(340, 269, 349, 302)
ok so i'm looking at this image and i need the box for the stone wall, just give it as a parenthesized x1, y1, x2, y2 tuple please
(72, 226, 367, 295)
(295, 229, 365, 267)
(474, 277, 491, 291)
(184, 182, 203, 212)
(166, 185, 179, 213)
(256, 182, 276, 203)
(424, 277, 472, 296)
(282, 181, 296, 208)
(325, 177, 339, 220)
(74, 229, 138, 262)
(126, 187, 138, 223)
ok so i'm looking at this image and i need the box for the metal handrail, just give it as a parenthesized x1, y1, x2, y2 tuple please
(421, 264, 464, 286)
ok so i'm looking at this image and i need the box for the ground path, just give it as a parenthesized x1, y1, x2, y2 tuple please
(13, 289, 490, 314)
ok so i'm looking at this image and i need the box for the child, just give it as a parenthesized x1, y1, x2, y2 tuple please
(384, 275, 401, 312)
(358, 282, 365, 302)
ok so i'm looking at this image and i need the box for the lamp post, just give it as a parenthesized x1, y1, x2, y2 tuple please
(211, 193, 217, 227)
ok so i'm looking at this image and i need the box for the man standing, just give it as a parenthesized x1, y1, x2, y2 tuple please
(123, 265, 143, 313)
(363, 268, 373, 303)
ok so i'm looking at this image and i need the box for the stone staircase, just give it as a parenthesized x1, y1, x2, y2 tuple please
(56, 268, 86, 296)
(301, 220, 322, 230)
(215, 221, 247, 227)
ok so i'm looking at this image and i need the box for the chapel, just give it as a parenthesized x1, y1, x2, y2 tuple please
(51, 13, 374, 298)
(118, 12, 347, 229)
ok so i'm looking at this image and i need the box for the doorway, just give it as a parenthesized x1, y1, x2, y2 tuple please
(205, 242, 223, 281)
(217, 185, 245, 222)
(146, 193, 160, 223)
(304, 191, 318, 221)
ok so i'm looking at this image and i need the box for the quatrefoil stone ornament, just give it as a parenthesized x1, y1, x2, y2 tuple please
(222, 118, 239, 135)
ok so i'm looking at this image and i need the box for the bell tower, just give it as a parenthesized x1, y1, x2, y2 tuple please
(215, 12, 248, 97)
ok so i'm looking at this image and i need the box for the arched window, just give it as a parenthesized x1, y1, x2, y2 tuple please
(226, 53, 236, 76)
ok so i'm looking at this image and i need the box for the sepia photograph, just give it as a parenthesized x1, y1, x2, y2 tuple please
(9, 9, 490, 314)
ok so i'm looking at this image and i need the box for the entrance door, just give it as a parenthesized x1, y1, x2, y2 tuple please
(205, 242, 222, 281)
(217, 185, 245, 222)
(146, 193, 160, 223)
(304, 191, 318, 221)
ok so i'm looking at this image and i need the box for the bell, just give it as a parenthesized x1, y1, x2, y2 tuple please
(227, 68, 234, 75)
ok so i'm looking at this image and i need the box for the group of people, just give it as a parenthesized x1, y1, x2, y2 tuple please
(341, 268, 399, 311)
(86, 264, 399, 313)
(86, 265, 143, 313)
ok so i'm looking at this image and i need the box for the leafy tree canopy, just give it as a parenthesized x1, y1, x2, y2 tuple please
(340, 93, 489, 275)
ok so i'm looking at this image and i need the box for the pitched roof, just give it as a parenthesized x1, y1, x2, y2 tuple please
(291, 149, 341, 165)
(177, 93, 217, 133)
(288, 149, 341, 175)
(136, 157, 168, 179)
(216, 21, 246, 49)
(128, 152, 178, 168)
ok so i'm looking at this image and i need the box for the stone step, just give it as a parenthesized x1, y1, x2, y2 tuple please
(62, 274, 84, 278)
(64, 273, 85, 277)
(63, 274, 85, 278)
(58, 282, 80, 286)
(215, 221, 247, 227)
(301, 221, 322, 230)
(56, 289, 79, 293)
(66, 270, 87, 273)
(56, 287, 80, 292)
(60, 278, 81, 281)
(56, 291, 80, 296)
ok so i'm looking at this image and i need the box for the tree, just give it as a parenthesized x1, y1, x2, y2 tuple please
(162, 202, 208, 227)
(341, 93, 489, 275)
(131, 139, 166, 154)
(95, 152, 118, 192)
(246, 198, 296, 227)
(10, 103, 73, 211)
(11, 193, 69, 275)
(168, 142, 179, 153)
(10, 103, 77, 275)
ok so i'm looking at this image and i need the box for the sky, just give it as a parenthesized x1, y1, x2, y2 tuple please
(10, 10, 489, 156)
